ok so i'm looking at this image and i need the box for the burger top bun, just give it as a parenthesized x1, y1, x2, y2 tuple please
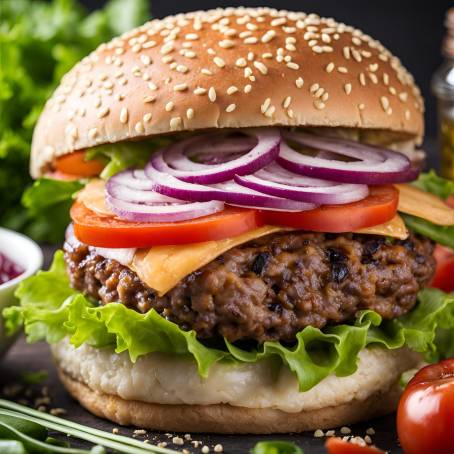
(31, 7, 424, 178)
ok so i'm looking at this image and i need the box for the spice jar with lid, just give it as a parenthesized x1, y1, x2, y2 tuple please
(432, 8, 454, 180)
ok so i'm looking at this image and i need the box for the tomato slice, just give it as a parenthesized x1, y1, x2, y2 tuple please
(325, 438, 386, 454)
(55, 151, 105, 177)
(71, 201, 263, 248)
(397, 359, 454, 454)
(431, 245, 454, 292)
(262, 186, 398, 232)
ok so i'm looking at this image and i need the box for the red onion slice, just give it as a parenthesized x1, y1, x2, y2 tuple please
(277, 131, 418, 184)
(106, 170, 225, 222)
(235, 163, 369, 204)
(145, 164, 315, 211)
(148, 128, 281, 184)
(106, 194, 224, 223)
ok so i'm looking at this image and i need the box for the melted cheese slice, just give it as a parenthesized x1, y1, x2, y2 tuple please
(356, 214, 408, 239)
(396, 184, 454, 226)
(77, 180, 113, 217)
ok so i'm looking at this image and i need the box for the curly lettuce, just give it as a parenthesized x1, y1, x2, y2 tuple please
(4, 252, 454, 392)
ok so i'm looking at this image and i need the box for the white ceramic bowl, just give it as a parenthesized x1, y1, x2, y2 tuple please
(0, 227, 43, 357)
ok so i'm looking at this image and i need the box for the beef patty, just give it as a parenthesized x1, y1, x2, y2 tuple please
(64, 231, 435, 343)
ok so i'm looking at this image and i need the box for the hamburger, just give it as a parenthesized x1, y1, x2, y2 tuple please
(6, 7, 454, 434)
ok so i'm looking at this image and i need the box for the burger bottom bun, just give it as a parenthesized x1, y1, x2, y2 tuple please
(59, 369, 405, 434)
(53, 340, 421, 433)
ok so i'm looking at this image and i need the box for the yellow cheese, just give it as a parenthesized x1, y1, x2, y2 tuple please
(77, 180, 114, 217)
(396, 183, 454, 226)
(131, 226, 284, 296)
(355, 214, 408, 240)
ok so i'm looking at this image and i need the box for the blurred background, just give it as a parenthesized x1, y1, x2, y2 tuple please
(0, 0, 452, 242)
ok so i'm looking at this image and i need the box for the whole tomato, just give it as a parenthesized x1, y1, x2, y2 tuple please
(397, 358, 454, 454)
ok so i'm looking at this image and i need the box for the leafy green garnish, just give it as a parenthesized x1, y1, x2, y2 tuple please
(19, 370, 48, 386)
(251, 441, 303, 454)
(412, 170, 454, 200)
(0, 0, 150, 240)
(403, 171, 454, 249)
(19, 178, 84, 243)
(5, 251, 454, 392)
(402, 214, 454, 249)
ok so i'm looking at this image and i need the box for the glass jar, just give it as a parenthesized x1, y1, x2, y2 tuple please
(432, 8, 454, 180)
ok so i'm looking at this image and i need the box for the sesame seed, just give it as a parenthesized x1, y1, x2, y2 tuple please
(405, 109, 411, 119)
(214, 445, 224, 453)
(133, 429, 147, 436)
(369, 63, 378, 72)
(157, 442, 167, 448)
(261, 98, 271, 113)
(185, 33, 199, 40)
(262, 52, 273, 59)
(295, 77, 304, 88)
(134, 121, 144, 134)
(312, 46, 323, 54)
(389, 86, 397, 95)
(326, 62, 335, 73)
(219, 39, 234, 48)
(201, 68, 213, 75)
(186, 108, 194, 119)
(244, 67, 253, 77)
(160, 42, 174, 55)
(308, 39, 318, 47)
(112, 428, 119, 434)
(314, 87, 324, 98)
(140, 55, 151, 66)
(185, 50, 196, 58)
(143, 113, 152, 123)
(359, 72, 367, 86)
(380, 96, 390, 111)
(399, 92, 408, 101)
(208, 87, 216, 102)
(368, 73, 378, 84)
(383, 73, 390, 85)
(148, 82, 157, 91)
(213, 56, 226, 68)
(337, 66, 348, 73)
(286, 108, 294, 118)
(184, 434, 192, 441)
(310, 83, 320, 93)
(286, 62, 299, 70)
(271, 17, 286, 26)
(88, 128, 99, 140)
(174, 83, 188, 92)
(314, 429, 324, 438)
(322, 92, 329, 102)
(143, 95, 155, 103)
(344, 83, 352, 95)
(226, 103, 236, 112)
(244, 84, 252, 93)
(364, 435, 372, 444)
(169, 116, 182, 130)
(201, 447, 210, 454)
(244, 37, 258, 44)
(165, 101, 174, 111)
(352, 49, 362, 62)
(119, 107, 129, 124)
(358, 103, 365, 110)
(176, 64, 189, 73)
(253, 61, 268, 74)
(235, 58, 247, 67)
(283, 96, 292, 108)
(227, 86, 238, 95)
(366, 428, 376, 435)
(340, 427, 351, 435)
(172, 437, 184, 445)
(194, 87, 207, 95)
(97, 107, 109, 118)
(343, 46, 351, 59)
(314, 100, 326, 110)
(286, 43, 296, 51)
(142, 40, 156, 49)
(352, 36, 362, 45)
(247, 52, 254, 61)
(261, 30, 276, 43)
(325, 430, 336, 437)
(264, 105, 275, 118)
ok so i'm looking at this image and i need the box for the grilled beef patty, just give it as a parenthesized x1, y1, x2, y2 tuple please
(64, 231, 435, 343)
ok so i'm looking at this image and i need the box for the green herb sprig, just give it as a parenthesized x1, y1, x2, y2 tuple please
(0, 399, 178, 454)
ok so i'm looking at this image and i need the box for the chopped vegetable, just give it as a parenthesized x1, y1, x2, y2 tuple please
(251, 440, 303, 454)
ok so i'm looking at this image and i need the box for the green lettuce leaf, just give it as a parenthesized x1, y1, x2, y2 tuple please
(0, 0, 149, 240)
(412, 170, 454, 200)
(5, 252, 454, 392)
(403, 171, 454, 249)
(251, 441, 303, 454)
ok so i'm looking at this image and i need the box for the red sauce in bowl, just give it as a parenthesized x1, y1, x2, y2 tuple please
(0, 252, 24, 285)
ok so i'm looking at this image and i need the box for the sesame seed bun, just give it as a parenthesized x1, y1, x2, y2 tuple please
(31, 7, 424, 178)
(52, 340, 421, 433)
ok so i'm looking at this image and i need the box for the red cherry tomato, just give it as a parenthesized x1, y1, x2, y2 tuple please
(397, 358, 454, 454)
(431, 244, 454, 293)
(325, 437, 385, 454)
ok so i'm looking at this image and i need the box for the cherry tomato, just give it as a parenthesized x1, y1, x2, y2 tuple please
(397, 358, 454, 454)
(71, 201, 264, 248)
(325, 437, 385, 454)
(55, 150, 105, 177)
(431, 245, 454, 293)
(262, 186, 398, 232)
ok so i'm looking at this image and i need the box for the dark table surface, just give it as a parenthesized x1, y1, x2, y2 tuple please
(0, 139, 440, 453)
